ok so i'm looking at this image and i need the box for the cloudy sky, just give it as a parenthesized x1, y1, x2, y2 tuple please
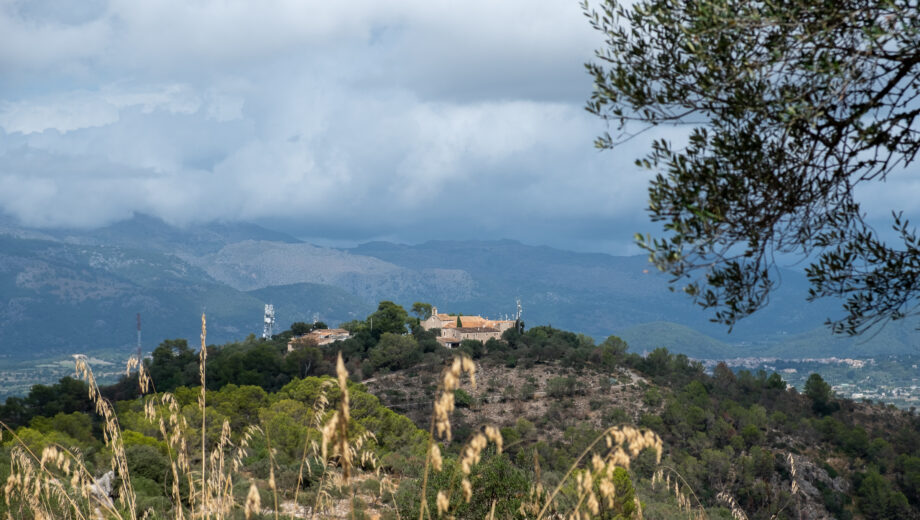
(0, 0, 916, 255)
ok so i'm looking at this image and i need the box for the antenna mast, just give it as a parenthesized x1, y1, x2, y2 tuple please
(262, 304, 275, 339)
(514, 299, 524, 333)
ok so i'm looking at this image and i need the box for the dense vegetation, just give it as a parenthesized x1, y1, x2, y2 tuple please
(2, 301, 919, 519)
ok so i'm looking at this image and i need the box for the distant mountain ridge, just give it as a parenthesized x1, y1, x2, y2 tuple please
(0, 213, 916, 361)
(36, 213, 304, 255)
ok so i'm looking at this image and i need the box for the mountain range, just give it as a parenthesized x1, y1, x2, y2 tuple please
(1, 213, 917, 361)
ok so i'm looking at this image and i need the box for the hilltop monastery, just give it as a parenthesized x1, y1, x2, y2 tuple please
(421, 307, 517, 348)
(286, 307, 518, 351)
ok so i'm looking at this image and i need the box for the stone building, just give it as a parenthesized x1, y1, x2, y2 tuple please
(421, 307, 516, 347)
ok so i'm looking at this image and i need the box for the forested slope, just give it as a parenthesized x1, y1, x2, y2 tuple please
(2, 302, 917, 519)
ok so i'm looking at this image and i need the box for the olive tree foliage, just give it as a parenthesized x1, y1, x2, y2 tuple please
(584, 0, 920, 335)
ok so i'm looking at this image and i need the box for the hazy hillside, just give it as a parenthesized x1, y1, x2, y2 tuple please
(763, 318, 920, 358)
(0, 235, 263, 357)
(3, 214, 919, 361)
(0, 235, 368, 359)
(192, 240, 476, 305)
(616, 321, 737, 359)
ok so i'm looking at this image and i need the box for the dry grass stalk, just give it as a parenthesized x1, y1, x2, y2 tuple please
(532, 426, 662, 520)
(768, 453, 800, 520)
(433, 357, 476, 443)
(311, 352, 357, 517)
(417, 355, 477, 520)
(293, 379, 334, 511)
(244, 483, 260, 520)
(264, 428, 280, 520)
(2, 360, 156, 520)
(4, 316, 289, 520)
(22, 326, 261, 520)
(320, 353, 353, 482)
(455, 427, 503, 504)
(716, 491, 748, 520)
(519, 448, 546, 518)
(74, 354, 139, 520)
(652, 468, 708, 520)
(335, 352, 352, 483)
(787, 453, 798, 496)
(199, 314, 208, 519)
(205, 419, 255, 520)
(3, 443, 107, 520)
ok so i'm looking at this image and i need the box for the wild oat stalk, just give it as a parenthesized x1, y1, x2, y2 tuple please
(136, 353, 191, 519)
(74, 354, 139, 520)
(244, 482, 261, 520)
(419, 355, 476, 520)
(653, 467, 708, 520)
(313, 352, 354, 517)
(1, 435, 113, 520)
(264, 428, 279, 520)
(767, 453, 800, 520)
(433, 425, 504, 518)
(152, 315, 262, 520)
(293, 379, 333, 512)
(291, 380, 334, 518)
(199, 314, 208, 518)
(531, 426, 663, 520)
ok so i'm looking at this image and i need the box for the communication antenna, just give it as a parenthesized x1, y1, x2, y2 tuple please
(515, 299, 523, 321)
(312, 312, 320, 324)
(262, 304, 275, 339)
(136, 313, 142, 362)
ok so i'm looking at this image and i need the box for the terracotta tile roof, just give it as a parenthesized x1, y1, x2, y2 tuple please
(426, 310, 515, 331)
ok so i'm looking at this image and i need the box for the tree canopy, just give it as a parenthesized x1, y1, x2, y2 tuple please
(369, 301, 410, 338)
(410, 302, 433, 320)
(585, 0, 920, 334)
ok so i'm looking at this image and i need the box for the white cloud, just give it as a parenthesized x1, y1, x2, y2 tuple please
(0, 0, 655, 253)
(0, 93, 118, 134)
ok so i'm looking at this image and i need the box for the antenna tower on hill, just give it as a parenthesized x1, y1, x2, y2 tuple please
(262, 304, 275, 339)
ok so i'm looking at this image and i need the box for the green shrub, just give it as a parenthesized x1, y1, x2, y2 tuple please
(454, 389, 473, 408)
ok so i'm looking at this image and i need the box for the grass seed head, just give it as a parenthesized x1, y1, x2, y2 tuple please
(484, 425, 502, 454)
(437, 491, 449, 515)
(245, 482, 261, 520)
(461, 478, 472, 502)
(430, 443, 443, 472)
(717, 491, 749, 520)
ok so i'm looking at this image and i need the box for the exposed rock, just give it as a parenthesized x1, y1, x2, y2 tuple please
(90, 470, 115, 509)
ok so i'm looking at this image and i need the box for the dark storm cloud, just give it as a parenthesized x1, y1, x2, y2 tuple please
(2, 1, 913, 255)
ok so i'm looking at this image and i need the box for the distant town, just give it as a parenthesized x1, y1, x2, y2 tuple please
(703, 355, 920, 410)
